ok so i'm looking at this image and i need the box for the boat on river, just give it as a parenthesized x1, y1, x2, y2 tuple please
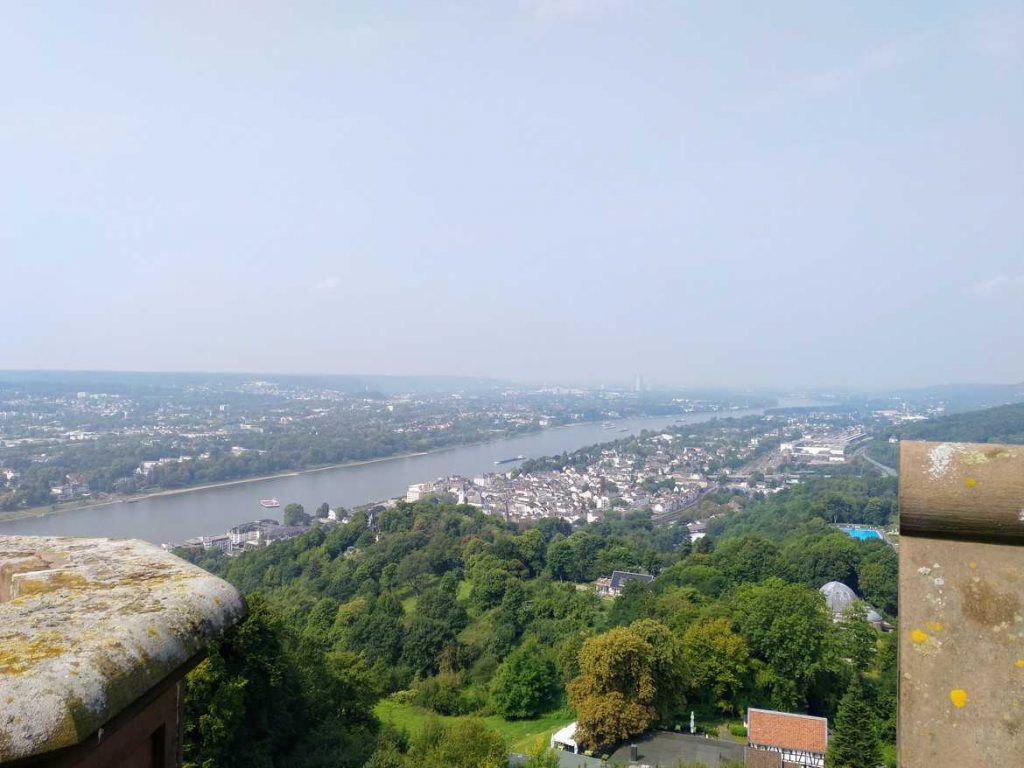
(493, 455, 525, 465)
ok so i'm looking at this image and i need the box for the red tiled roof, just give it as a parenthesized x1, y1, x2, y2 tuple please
(747, 709, 828, 754)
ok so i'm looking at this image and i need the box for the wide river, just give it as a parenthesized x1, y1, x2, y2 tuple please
(0, 405, 801, 544)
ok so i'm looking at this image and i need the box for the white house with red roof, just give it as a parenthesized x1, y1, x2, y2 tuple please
(745, 708, 828, 768)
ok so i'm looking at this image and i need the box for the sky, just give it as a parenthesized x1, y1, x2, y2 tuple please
(2, 1, 1022, 389)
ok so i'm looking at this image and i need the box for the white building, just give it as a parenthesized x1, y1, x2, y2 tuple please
(746, 708, 827, 768)
(550, 722, 579, 754)
(406, 482, 431, 502)
(687, 521, 707, 541)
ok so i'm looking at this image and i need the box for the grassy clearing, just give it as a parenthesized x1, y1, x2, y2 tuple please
(398, 579, 470, 617)
(400, 594, 418, 613)
(374, 698, 572, 753)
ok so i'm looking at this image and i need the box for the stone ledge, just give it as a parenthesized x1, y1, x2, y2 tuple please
(0, 536, 246, 762)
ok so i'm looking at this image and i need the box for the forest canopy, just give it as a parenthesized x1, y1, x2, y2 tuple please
(180, 473, 898, 766)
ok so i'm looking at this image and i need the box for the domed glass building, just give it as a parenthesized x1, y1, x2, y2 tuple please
(819, 581, 887, 629)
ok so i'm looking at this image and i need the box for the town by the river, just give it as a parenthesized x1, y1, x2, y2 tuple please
(0, 408, 780, 544)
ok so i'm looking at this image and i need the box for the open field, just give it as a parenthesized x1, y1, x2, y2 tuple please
(374, 698, 573, 753)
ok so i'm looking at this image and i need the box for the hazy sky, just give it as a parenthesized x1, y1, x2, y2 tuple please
(3, 2, 1022, 388)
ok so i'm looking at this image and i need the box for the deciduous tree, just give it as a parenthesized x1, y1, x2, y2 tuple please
(409, 719, 506, 768)
(568, 626, 657, 750)
(629, 619, 687, 722)
(284, 502, 310, 526)
(681, 618, 750, 715)
(856, 546, 898, 616)
(521, 738, 561, 768)
(490, 638, 558, 719)
(836, 603, 877, 677)
(729, 578, 830, 710)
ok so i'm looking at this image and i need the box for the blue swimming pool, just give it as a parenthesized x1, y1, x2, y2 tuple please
(840, 527, 882, 541)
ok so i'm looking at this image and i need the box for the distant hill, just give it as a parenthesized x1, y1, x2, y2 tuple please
(893, 382, 1024, 413)
(894, 402, 1024, 444)
(769, 383, 1024, 421)
(826, 382, 1024, 415)
(867, 402, 1024, 468)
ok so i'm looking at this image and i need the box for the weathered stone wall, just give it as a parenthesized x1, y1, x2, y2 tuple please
(0, 536, 246, 763)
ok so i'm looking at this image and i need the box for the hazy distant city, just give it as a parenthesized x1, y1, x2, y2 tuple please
(3, 370, 1012, 546)
(1, 372, 769, 519)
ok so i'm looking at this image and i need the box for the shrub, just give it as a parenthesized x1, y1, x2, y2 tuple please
(490, 638, 558, 719)
(411, 672, 475, 715)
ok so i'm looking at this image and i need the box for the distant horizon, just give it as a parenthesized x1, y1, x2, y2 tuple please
(1, 366, 1021, 395)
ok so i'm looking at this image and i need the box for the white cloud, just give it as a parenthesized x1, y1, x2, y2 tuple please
(315, 276, 341, 291)
(967, 274, 1024, 296)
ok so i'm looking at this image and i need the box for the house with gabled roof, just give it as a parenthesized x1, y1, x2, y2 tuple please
(745, 708, 828, 768)
(594, 570, 653, 597)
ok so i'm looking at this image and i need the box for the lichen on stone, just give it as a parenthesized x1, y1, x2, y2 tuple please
(0, 535, 246, 762)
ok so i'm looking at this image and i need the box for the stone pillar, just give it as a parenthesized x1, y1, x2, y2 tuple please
(898, 441, 1024, 766)
(0, 536, 246, 767)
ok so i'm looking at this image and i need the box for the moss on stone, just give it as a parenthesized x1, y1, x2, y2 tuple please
(13, 569, 91, 596)
(0, 632, 65, 675)
(0, 535, 246, 762)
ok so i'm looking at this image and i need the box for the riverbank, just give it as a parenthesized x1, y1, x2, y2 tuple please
(0, 447, 443, 523)
(0, 407, 782, 543)
(0, 414, 699, 524)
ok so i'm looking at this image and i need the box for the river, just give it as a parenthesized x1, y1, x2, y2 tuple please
(0, 405, 794, 544)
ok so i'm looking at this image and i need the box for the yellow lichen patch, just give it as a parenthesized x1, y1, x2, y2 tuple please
(963, 451, 990, 466)
(13, 570, 90, 597)
(0, 535, 248, 763)
(950, 689, 968, 708)
(965, 476, 977, 489)
(911, 629, 929, 644)
(926, 621, 944, 633)
(0, 632, 65, 675)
